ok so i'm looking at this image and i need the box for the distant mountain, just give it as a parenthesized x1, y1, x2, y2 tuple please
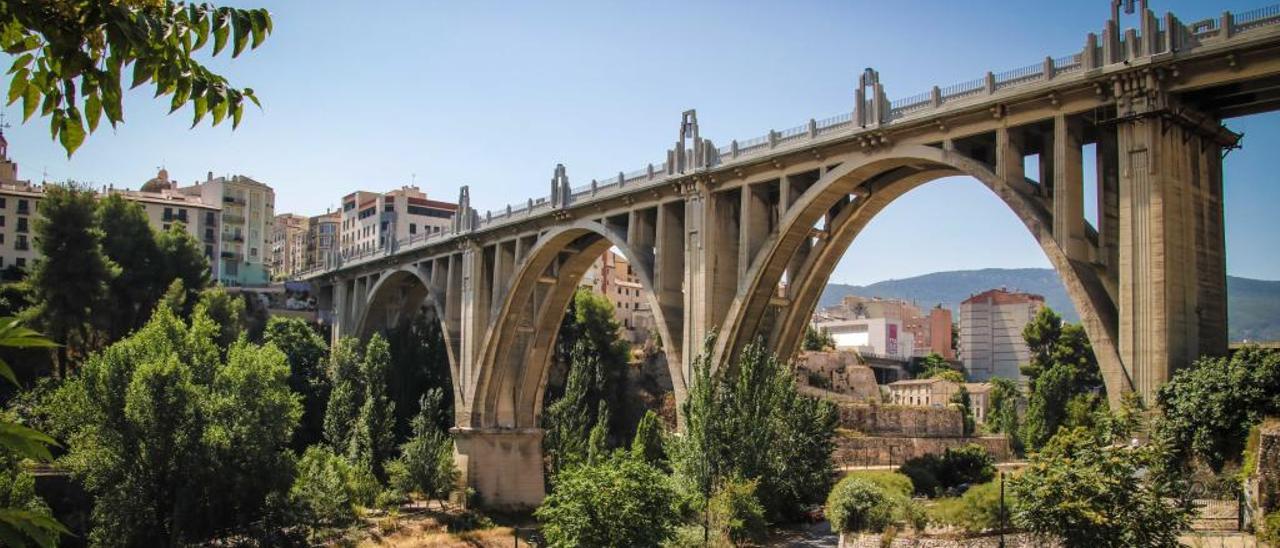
(820, 268, 1280, 342)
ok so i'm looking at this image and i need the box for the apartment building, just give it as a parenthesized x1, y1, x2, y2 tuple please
(822, 295, 954, 359)
(580, 249, 654, 344)
(958, 288, 1045, 382)
(811, 316, 917, 360)
(269, 213, 309, 279)
(177, 173, 275, 286)
(306, 211, 340, 272)
(339, 186, 456, 257)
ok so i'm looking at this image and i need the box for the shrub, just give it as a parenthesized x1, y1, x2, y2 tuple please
(825, 477, 895, 535)
(930, 481, 1008, 533)
(388, 390, 458, 504)
(290, 446, 360, 527)
(1259, 510, 1280, 546)
(900, 498, 930, 535)
(844, 470, 914, 499)
(534, 453, 678, 548)
(898, 444, 995, 497)
(707, 478, 767, 545)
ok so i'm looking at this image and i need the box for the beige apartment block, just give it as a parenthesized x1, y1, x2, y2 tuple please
(306, 210, 340, 272)
(580, 249, 655, 345)
(888, 378, 992, 423)
(340, 186, 457, 258)
(177, 173, 275, 286)
(959, 288, 1045, 382)
(269, 213, 309, 279)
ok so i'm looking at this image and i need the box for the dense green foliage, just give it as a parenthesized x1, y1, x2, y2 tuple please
(322, 337, 363, 452)
(841, 470, 914, 500)
(43, 306, 300, 545)
(263, 316, 329, 449)
(534, 452, 678, 548)
(898, 443, 995, 497)
(1, 0, 270, 156)
(667, 340, 837, 521)
(929, 480, 1009, 533)
(1155, 346, 1280, 472)
(824, 476, 895, 535)
(25, 183, 117, 376)
(951, 385, 975, 437)
(1010, 426, 1192, 547)
(289, 445, 376, 529)
(985, 377, 1023, 454)
(802, 325, 835, 352)
(387, 389, 457, 503)
(350, 334, 396, 479)
(544, 288, 631, 475)
(0, 318, 66, 548)
(1020, 307, 1102, 451)
(193, 287, 245, 351)
(910, 352, 957, 380)
(630, 409, 665, 466)
(706, 477, 766, 546)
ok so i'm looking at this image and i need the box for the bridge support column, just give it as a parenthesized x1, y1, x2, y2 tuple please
(1115, 104, 1230, 402)
(452, 427, 545, 510)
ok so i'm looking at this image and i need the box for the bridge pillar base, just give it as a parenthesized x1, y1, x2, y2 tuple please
(452, 427, 545, 510)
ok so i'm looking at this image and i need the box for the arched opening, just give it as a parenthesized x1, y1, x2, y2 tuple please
(470, 220, 684, 433)
(715, 145, 1129, 401)
(355, 267, 459, 436)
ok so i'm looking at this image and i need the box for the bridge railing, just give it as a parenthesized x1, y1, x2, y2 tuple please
(307, 3, 1280, 278)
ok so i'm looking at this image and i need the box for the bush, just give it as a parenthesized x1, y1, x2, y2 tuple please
(388, 390, 458, 504)
(898, 444, 995, 497)
(535, 453, 678, 547)
(930, 481, 1008, 533)
(900, 498, 930, 535)
(825, 477, 895, 535)
(1259, 510, 1280, 546)
(290, 446, 361, 527)
(844, 470, 914, 500)
(707, 478, 767, 546)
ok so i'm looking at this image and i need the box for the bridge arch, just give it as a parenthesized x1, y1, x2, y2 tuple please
(714, 144, 1132, 400)
(468, 219, 684, 430)
(354, 265, 463, 403)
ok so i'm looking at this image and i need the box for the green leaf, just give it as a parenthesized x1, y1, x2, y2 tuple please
(211, 94, 228, 126)
(101, 86, 123, 127)
(59, 108, 85, 157)
(0, 357, 17, 387)
(193, 10, 210, 51)
(232, 102, 244, 129)
(191, 95, 208, 127)
(130, 60, 152, 89)
(245, 88, 261, 109)
(232, 11, 251, 58)
(48, 109, 61, 140)
(7, 53, 32, 75)
(21, 85, 37, 121)
(169, 79, 190, 113)
(7, 71, 27, 105)
(85, 94, 102, 133)
(213, 9, 231, 56)
(250, 10, 269, 49)
(0, 421, 57, 461)
(262, 9, 274, 35)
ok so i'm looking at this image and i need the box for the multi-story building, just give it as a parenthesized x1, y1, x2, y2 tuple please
(0, 143, 222, 276)
(340, 186, 457, 257)
(822, 295, 955, 359)
(887, 378, 992, 423)
(580, 250, 653, 344)
(306, 210, 340, 271)
(178, 173, 275, 286)
(958, 288, 1045, 382)
(811, 316, 916, 360)
(269, 213, 309, 279)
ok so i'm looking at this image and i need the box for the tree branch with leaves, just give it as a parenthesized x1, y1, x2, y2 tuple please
(2, 0, 271, 156)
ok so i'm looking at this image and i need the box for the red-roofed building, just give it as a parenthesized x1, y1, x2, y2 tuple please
(958, 288, 1045, 382)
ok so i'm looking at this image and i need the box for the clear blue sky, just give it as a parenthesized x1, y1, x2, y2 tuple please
(1, 0, 1276, 284)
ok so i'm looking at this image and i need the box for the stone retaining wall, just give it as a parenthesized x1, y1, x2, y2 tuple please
(834, 434, 1012, 467)
(837, 402, 964, 438)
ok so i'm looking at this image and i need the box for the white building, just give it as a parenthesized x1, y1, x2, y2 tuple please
(340, 186, 456, 257)
(958, 288, 1045, 382)
(812, 317, 916, 361)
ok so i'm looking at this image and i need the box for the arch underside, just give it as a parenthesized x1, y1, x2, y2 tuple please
(356, 267, 464, 410)
(715, 145, 1130, 399)
(469, 221, 685, 430)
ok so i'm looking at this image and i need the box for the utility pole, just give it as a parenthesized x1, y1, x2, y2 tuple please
(999, 470, 1006, 548)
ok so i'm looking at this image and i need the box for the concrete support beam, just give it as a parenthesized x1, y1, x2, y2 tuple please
(452, 428, 545, 510)
(1053, 114, 1088, 260)
(740, 183, 770, 283)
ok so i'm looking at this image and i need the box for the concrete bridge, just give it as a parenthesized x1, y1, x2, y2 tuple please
(307, 2, 1280, 507)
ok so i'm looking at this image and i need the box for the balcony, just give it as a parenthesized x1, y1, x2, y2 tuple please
(223, 195, 246, 205)
(223, 214, 246, 224)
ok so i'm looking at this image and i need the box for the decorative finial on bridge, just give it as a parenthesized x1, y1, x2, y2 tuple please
(855, 68, 889, 128)
(551, 164, 571, 208)
(453, 185, 476, 233)
(672, 110, 704, 173)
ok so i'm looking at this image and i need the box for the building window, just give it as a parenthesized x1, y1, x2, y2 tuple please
(15, 235, 27, 251)
(250, 247, 258, 257)
(0, 215, 5, 227)
(0, 233, 4, 244)
(384, 203, 395, 213)
(16, 199, 28, 214)
(0, 198, 5, 208)
(409, 224, 417, 234)
(206, 211, 216, 225)
(16, 217, 27, 233)
(15, 258, 25, 268)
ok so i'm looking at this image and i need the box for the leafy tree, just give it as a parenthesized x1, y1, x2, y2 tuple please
(1020, 307, 1102, 451)
(898, 444, 994, 497)
(534, 452, 678, 548)
(263, 316, 329, 449)
(911, 352, 956, 379)
(1010, 426, 1192, 547)
(1155, 346, 1280, 472)
(630, 409, 665, 467)
(1, 0, 270, 156)
(951, 385, 975, 437)
(350, 334, 395, 478)
(825, 477, 895, 537)
(546, 288, 630, 447)
(96, 193, 162, 340)
(0, 317, 66, 548)
(43, 306, 300, 545)
(929, 480, 1010, 534)
(986, 377, 1023, 454)
(707, 477, 766, 546)
(544, 339, 607, 475)
(802, 324, 835, 351)
(667, 340, 838, 521)
(193, 286, 245, 351)
(154, 223, 210, 311)
(586, 400, 610, 465)
(289, 445, 376, 530)
(388, 389, 457, 505)
(323, 337, 363, 451)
